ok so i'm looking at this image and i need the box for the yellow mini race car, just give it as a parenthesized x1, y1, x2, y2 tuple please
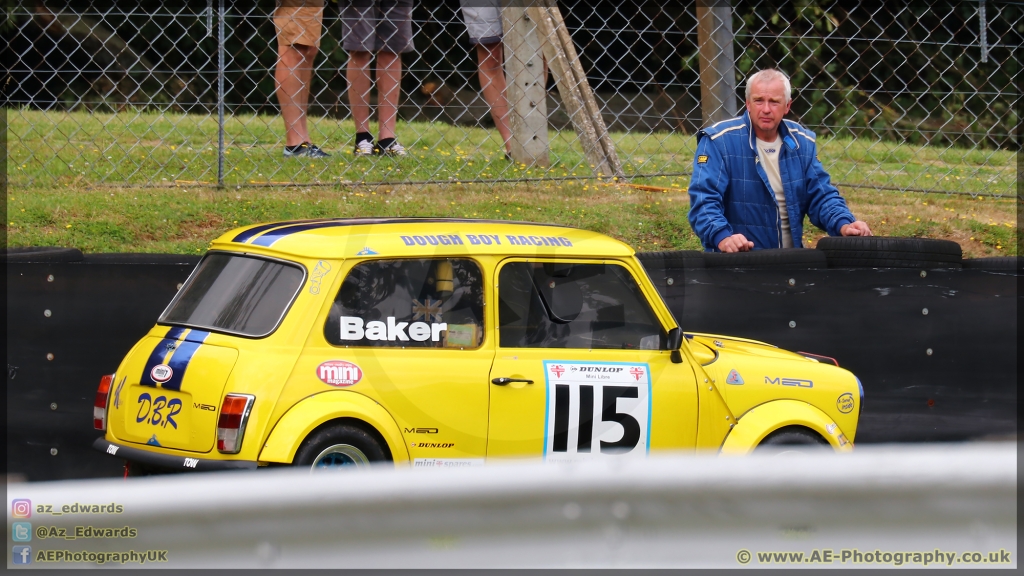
(93, 218, 862, 473)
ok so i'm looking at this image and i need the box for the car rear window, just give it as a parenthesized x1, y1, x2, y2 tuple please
(160, 253, 305, 337)
(324, 258, 485, 348)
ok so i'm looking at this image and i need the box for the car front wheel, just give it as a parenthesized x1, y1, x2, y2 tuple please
(293, 423, 391, 471)
(755, 427, 831, 455)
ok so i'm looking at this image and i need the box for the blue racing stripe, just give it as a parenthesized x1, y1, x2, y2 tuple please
(231, 219, 329, 243)
(237, 217, 574, 245)
(250, 221, 360, 247)
(161, 330, 210, 391)
(246, 217, 574, 247)
(140, 327, 186, 387)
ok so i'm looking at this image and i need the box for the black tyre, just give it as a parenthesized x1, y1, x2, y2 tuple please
(703, 248, 827, 269)
(961, 256, 1023, 272)
(293, 423, 391, 471)
(756, 427, 830, 454)
(2, 247, 83, 263)
(83, 253, 203, 265)
(816, 237, 962, 269)
(635, 250, 706, 270)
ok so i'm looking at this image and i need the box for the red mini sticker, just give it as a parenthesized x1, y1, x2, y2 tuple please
(150, 364, 173, 383)
(316, 360, 363, 387)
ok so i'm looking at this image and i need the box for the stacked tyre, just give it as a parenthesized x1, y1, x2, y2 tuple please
(815, 237, 962, 269)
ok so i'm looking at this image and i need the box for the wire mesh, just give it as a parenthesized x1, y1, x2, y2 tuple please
(3, 0, 1019, 197)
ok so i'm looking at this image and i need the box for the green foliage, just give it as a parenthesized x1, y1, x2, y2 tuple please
(732, 0, 1017, 149)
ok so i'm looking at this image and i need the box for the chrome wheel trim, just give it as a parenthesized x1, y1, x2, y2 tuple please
(311, 443, 369, 470)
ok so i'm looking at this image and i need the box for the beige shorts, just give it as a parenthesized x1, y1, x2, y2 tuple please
(275, 0, 325, 49)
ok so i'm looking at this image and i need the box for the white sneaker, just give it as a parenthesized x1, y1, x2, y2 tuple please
(354, 139, 374, 156)
(377, 140, 407, 157)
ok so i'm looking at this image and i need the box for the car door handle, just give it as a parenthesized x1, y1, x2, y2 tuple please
(491, 377, 534, 386)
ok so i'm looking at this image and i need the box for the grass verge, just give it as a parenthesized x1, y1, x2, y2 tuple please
(5, 108, 1018, 257)
(5, 180, 1016, 258)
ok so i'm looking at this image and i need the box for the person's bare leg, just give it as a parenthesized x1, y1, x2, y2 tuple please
(276, 43, 318, 146)
(475, 42, 511, 152)
(346, 50, 374, 135)
(376, 51, 402, 140)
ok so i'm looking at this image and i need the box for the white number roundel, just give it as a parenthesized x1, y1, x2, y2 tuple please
(150, 364, 173, 383)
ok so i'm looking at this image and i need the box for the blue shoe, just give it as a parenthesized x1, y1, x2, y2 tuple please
(284, 143, 330, 158)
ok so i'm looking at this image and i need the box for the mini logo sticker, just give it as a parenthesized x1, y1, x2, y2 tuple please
(697, 154, 709, 164)
(356, 247, 378, 256)
(725, 369, 744, 385)
(713, 340, 724, 348)
(826, 422, 837, 434)
(150, 364, 173, 383)
(317, 360, 363, 387)
(837, 392, 855, 414)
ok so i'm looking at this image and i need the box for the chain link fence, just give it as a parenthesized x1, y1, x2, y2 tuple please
(4, 0, 1020, 197)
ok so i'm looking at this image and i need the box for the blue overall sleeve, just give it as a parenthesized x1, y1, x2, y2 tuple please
(804, 142, 855, 236)
(687, 134, 734, 251)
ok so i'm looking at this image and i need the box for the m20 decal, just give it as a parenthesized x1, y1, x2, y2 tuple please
(543, 361, 651, 461)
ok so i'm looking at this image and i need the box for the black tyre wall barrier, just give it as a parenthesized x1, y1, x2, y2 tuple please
(6, 251, 1018, 481)
(646, 262, 1017, 444)
(6, 254, 201, 481)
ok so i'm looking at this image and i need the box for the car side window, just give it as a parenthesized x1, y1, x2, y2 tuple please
(324, 259, 485, 348)
(498, 261, 665, 350)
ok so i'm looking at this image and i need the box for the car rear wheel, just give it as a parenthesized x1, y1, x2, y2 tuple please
(293, 423, 390, 471)
(756, 427, 831, 455)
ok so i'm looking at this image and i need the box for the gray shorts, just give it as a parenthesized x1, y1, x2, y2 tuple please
(460, 0, 502, 45)
(341, 0, 414, 54)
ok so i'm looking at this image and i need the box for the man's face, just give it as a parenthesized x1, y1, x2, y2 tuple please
(746, 78, 792, 138)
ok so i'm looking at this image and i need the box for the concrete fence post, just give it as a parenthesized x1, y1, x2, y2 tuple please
(696, 0, 738, 126)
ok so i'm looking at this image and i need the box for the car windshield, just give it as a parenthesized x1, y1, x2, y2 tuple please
(160, 253, 305, 337)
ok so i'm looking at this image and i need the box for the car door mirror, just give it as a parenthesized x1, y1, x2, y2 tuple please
(666, 327, 683, 363)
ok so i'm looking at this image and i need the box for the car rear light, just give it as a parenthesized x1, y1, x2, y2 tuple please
(798, 351, 839, 366)
(217, 394, 255, 454)
(94, 374, 115, 430)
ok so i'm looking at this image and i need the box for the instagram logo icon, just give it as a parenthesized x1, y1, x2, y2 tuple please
(12, 499, 31, 518)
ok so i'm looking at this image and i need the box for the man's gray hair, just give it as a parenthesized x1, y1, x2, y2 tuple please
(745, 69, 792, 103)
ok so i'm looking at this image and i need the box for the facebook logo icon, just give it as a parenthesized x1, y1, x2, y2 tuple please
(13, 545, 33, 565)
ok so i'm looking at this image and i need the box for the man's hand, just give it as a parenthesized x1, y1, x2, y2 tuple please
(840, 221, 873, 237)
(718, 234, 754, 253)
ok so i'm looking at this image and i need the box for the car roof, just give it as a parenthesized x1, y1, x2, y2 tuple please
(211, 217, 635, 260)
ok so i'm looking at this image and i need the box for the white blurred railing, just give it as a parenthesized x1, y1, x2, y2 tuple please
(7, 443, 1017, 568)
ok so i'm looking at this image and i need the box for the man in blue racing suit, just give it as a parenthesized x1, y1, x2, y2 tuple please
(687, 68, 872, 252)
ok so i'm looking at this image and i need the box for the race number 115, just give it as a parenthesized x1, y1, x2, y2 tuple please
(544, 363, 650, 460)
